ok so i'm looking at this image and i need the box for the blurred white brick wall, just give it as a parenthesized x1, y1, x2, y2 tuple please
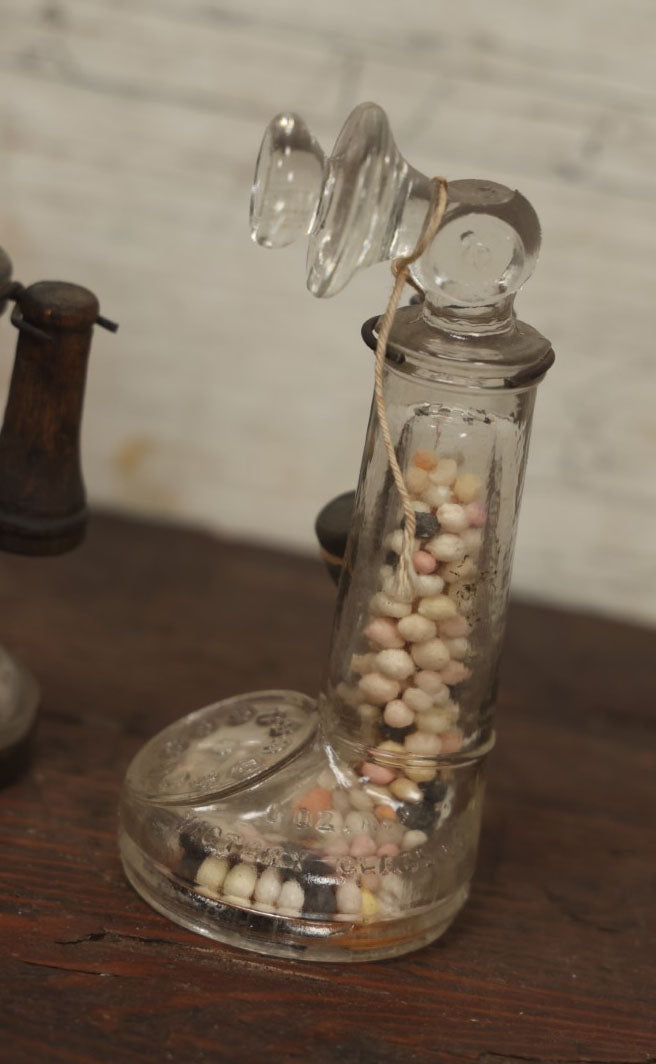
(0, 0, 654, 622)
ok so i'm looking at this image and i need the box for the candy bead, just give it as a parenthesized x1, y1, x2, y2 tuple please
(364, 617, 405, 649)
(404, 731, 442, 756)
(332, 789, 351, 813)
(403, 687, 434, 713)
(323, 837, 350, 857)
(361, 761, 396, 785)
(411, 572, 446, 597)
(466, 501, 487, 527)
(374, 804, 397, 821)
(437, 502, 468, 534)
(462, 527, 483, 557)
(423, 483, 453, 509)
(278, 879, 304, 915)
(416, 708, 452, 734)
(440, 728, 464, 753)
(253, 867, 282, 908)
(375, 820, 405, 846)
(430, 458, 458, 486)
(412, 449, 438, 471)
(417, 595, 458, 621)
(337, 682, 363, 708)
(375, 648, 415, 681)
(442, 557, 477, 583)
(222, 863, 257, 902)
(454, 472, 483, 503)
(336, 882, 362, 915)
(441, 660, 471, 685)
(361, 872, 380, 893)
(357, 703, 381, 723)
(397, 613, 437, 643)
(445, 637, 469, 660)
(385, 529, 405, 554)
(412, 550, 437, 574)
(415, 670, 445, 695)
(351, 652, 376, 675)
(447, 582, 475, 615)
(406, 466, 429, 494)
(412, 499, 431, 513)
(365, 784, 392, 804)
(345, 810, 377, 836)
(377, 843, 400, 857)
(370, 592, 412, 619)
(350, 833, 378, 858)
(439, 615, 471, 638)
(411, 638, 450, 671)
(426, 533, 466, 563)
(293, 786, 332, 817)
(376, 740, 406, 754)
(195, 856, 229, 896)
(405, 765, 437, 783)
(358, 672, 401, 705)
(361, 887, 380, 918)
(349, 787, 374, 811)
(383, 699, 415, 728)
(317, 768, 337, 790)
(402, 830, 429, 851)
(389, 777, 423, 803)
(382, 570, 416, 604)
(413, 511, 440, 539)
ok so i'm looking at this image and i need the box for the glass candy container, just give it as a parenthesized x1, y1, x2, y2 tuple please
(119, 104, 554, 961)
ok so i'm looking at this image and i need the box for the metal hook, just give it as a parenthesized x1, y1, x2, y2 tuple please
(10, 304, 52, 344)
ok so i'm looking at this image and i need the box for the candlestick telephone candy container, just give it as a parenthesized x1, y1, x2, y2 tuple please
(119, 103, 554, 961)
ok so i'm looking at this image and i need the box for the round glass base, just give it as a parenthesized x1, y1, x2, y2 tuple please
(119, 690, 482, 962)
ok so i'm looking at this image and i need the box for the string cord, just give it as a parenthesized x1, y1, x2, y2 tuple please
(373, 177, 449, 599)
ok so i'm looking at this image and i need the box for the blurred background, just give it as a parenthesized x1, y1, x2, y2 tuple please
(0, 0, 654, 623)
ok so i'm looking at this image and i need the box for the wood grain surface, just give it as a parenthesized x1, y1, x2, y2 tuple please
(0, 511, 654, 1063)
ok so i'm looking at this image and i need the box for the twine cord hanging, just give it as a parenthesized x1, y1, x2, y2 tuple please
(374, 176, 449, 599)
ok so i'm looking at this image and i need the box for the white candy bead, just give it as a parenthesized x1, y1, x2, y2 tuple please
(383, 699, 415, 728)
(402, 830, 429, 851)
(415, 670, 445, 695)
(253, 867, 282, 907)
(430, 458, 458, 486)
(462, 527, 483, 557)
(405, 765, 437, 783)
(448, 582, 476, 615)
(375, 648, 415, 680)
(375, 819, 405, 846)
(336, 882, 363, 915)
(385, 529, 405, 554)
(358, 672, 401, 705)
(382, 570, 415, 604)
(402, 687, 434, 713)
(443, 558, 477, 584)
(332, 789, 351, 813)
(444, 637, 469, 660)
(417, 594, 458, 621)
(416, 708, 452, 734)
(426, 533, 466, 563)
(278, 879, 305, 915)
(439, 615, 471, 638)
(345, 810, 378, 836)
(348, 786, 374, 811)
(411, 638, 450, 671)
(397, 614, 437, 643)
(389, 777, 423, 803)
(411, 572, 446, 597)
(404, 731, 442, 756)
(437, 502, 468, 534)
(423, 483, 453, 508)
(370, 592, 412, 619)
(196, 856, 229, 895)
(336, 682, 363, 708)
(406, 466, 429, 495)
(317, 768, 337, 790)
(222, 863, 257, 902)
(441, 660, 471, 685)
(364, 617, 405, 649)
(454, 472, 483, 503)
(412, 500, 432, 513)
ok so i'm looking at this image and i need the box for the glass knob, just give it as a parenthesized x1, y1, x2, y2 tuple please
(250, 103, 540, 308)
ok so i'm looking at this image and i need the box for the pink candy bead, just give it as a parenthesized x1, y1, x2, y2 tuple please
(440, 729, 464, 754)
(466, 502, 487, 527)
(412, 550, 437, 574)
(377, 843, 400, 858)
(441, 660, 471, 685)
(364, 617, 405, 649)
(350, 833, 378, 858)
(361, 761, 397, 785)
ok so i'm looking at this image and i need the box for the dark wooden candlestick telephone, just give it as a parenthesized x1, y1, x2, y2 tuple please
(0, 245, 116, 782)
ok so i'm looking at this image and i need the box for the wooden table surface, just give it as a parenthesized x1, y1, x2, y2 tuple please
(1, 512, 654, 1064)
